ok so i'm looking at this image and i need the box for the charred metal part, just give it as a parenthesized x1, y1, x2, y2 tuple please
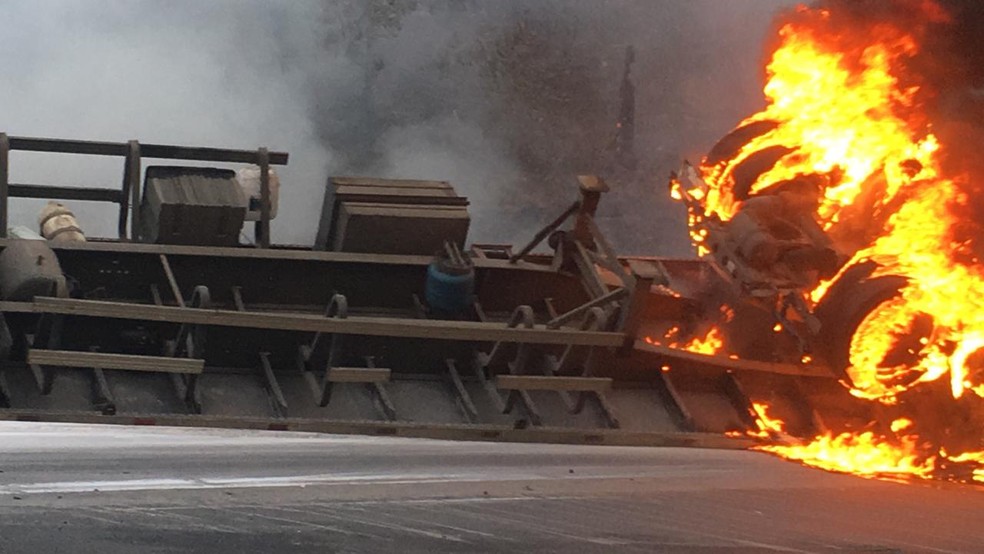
(730, 146, 795, 201)
(704, 120, 779, 166)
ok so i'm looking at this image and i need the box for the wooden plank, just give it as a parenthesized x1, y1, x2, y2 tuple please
(33, 297, 627, 347)
(27, 349, 203, 374)
(326, 367, 391, 383)
(496, 375, 613, 392)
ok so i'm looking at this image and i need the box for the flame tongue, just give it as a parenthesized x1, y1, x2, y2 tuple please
(683, 1, 984, 483)
(759, 426, 937, 481)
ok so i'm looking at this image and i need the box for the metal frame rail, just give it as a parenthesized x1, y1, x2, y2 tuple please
(0, 134, 288, 246)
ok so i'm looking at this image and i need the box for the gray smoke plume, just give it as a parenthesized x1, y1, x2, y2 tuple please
(0, 0, 795, 253)
(307, 0, 798, 254)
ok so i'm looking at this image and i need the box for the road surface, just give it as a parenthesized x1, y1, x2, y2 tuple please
(0, 422, 978, 553)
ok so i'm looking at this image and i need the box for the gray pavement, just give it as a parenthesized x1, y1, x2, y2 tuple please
(0, 422, 978, 553)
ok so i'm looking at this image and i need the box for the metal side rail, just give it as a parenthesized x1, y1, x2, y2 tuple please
(29, 297, 624, 347)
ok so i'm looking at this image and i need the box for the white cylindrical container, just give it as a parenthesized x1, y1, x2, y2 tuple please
(236, 166, 280, 221)
(38, 201, 86, 243)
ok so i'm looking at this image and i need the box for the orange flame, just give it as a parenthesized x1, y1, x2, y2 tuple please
(681, 327, 724, 355)
(645, 326, 724, 355)
(695, 6, 984, 404)
(757, 423, 936, 481)
(746, 401, 786, 439)
(750, 406, 984, 484)
(683, 2, 984, 482)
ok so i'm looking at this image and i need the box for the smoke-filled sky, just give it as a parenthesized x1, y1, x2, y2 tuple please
(0, 0, 795, 254)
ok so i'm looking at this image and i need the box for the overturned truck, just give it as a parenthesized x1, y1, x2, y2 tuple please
(0, 133, 921, 455)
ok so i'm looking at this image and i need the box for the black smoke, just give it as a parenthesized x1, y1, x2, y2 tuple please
(306, 0, 796, 254)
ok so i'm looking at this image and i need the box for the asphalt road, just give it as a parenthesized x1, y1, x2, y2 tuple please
(0, 423, 978, 553)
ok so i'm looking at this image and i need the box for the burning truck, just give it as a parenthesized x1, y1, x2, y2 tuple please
(667, 0, 984, 481)
(0, 0, 977, 488)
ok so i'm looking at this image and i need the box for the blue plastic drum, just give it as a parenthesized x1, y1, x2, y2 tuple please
(425, 260, 475, 315)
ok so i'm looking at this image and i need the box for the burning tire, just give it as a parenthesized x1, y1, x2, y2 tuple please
(704, 120, 778, 166)
(813, 261, 932, 397)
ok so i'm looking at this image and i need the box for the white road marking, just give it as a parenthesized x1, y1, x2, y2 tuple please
(0, 470, 671, 495)
(0, 474, 453, 494)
